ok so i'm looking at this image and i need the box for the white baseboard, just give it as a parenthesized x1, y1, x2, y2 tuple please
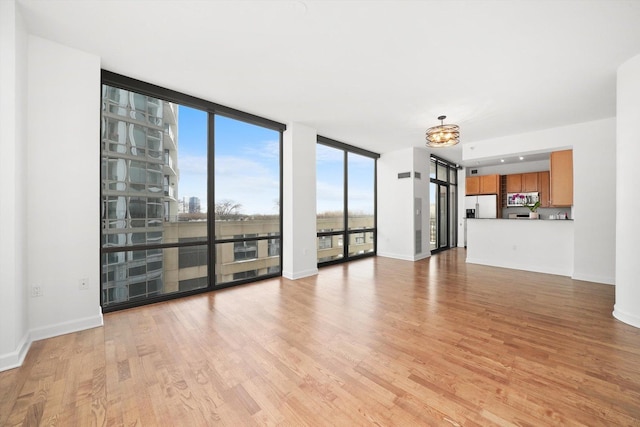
(571, 273, 615, 285)
(0, 332, 32, 372)
(282, 268, 318, 280)
(29, 311, 103, 342)
(613, 305, 640, 329)
(0, 310, 103, 372)
(376, 252, 416, 261)
(465, 257, 573, 277)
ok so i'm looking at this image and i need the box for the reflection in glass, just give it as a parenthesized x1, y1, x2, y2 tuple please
(101, 85, 208, 308)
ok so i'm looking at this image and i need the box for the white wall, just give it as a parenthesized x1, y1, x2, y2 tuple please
(378, 147, 431, 260)
(0, 0, 29, 370)
(572, 118, 616, 284)
(461, 118, 616, 285)
(377, 147, 415, 260)
(614, 53, 640, 328)
(26, 36, 103, 340)
(467, 219, 574, 276)
(282, 123, 318, 279)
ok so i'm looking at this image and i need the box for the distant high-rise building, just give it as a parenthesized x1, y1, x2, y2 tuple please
(188, 196, 201, 213)
(101, 85, 179, 306)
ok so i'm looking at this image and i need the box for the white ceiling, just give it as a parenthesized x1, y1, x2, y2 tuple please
(17, 0, 640, 165)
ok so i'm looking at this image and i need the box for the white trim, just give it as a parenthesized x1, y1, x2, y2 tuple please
(377, 252, 413, 261)
(1, 310, 104, 372)
(0, 332, 32, 372)
(282, 268, 318, 280)
(613, 305, 640, 329)
(415, 252, 431, 261)
(571, 273, 615, 286)
(466, 257, 573, 277)
(29, 311, 103, 342)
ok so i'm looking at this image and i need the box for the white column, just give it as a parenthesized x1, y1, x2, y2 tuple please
(0, 0, 29, 371)
(282, 123, 318, 279)
(377, 147, 431, 261)
(613, 53, 640, 328)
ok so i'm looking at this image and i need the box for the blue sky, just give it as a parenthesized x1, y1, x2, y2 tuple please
(316, 144, 375, 214)
(177, 106, 279, 215)
(176, 106, 374, 216)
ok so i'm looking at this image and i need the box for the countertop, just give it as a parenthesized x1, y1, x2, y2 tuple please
(466, 218, 573, 221)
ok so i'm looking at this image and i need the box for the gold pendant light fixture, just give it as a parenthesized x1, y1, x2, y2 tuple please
(426, 115, 460, 147)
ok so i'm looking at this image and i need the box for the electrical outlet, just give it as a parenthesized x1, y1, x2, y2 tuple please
(31, 285, 43, 297)
(79, 278, 89, 290)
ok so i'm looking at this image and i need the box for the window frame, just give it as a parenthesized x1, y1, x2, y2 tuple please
(316, 135, 379, 266)
(100, 70, 285, 312)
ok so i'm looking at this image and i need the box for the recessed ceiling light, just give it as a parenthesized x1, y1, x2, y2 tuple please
(500, 159, 505, 163)
(519, 156, 524, 160)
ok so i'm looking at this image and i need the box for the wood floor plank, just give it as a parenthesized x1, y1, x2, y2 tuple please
(2, 249, 640, 425)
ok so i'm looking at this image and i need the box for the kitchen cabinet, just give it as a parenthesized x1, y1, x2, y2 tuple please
(480, 174, 500, 194)
(465, 176, 480, 195)
(523, 172, 539, 192)
(506, 174, 522, 193)
(538, 171, 550, 207)
(466, 174, 500, 195)
(507, 172, 539, 192)
(550, 149, 573, 207)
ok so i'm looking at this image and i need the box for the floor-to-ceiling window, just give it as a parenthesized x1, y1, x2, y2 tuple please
(429, 155, 458, 252)
(316, 136, 378, 265)
(214, 115, 281, 285)
(100, 71, 283, 311)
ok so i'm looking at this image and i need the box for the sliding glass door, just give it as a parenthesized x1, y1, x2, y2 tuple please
(429, 156, 458, 253)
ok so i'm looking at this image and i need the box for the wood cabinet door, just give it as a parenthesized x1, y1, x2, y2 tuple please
(523, 172, 538, 192)
(506, 174, 522, 193)
(550, 149, 573, 206)
(480, 174, 499, 195)
(466, 176, 480, 195)
(538, 171, 550, 207)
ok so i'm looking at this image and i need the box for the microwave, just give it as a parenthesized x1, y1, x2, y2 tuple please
(507, 192, 539, 207)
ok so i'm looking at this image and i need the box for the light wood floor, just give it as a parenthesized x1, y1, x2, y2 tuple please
(2, 248, 640, 426)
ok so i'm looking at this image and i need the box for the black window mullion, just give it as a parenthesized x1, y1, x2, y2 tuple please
(208, 112, 216, 288)
(343, 150, 349, 260)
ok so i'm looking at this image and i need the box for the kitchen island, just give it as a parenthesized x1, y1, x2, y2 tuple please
(466, 218, 574, 276)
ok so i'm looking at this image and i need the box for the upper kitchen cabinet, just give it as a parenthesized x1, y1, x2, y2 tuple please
(506, 174, 522, 193)
(466, 174, 500, 195)
(506, 172, 539, 192)
(523, 172, 539, 192)
(538, 171, 550, 207)
(550, 149, 573, 207)
(466, 176, 480, 195)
